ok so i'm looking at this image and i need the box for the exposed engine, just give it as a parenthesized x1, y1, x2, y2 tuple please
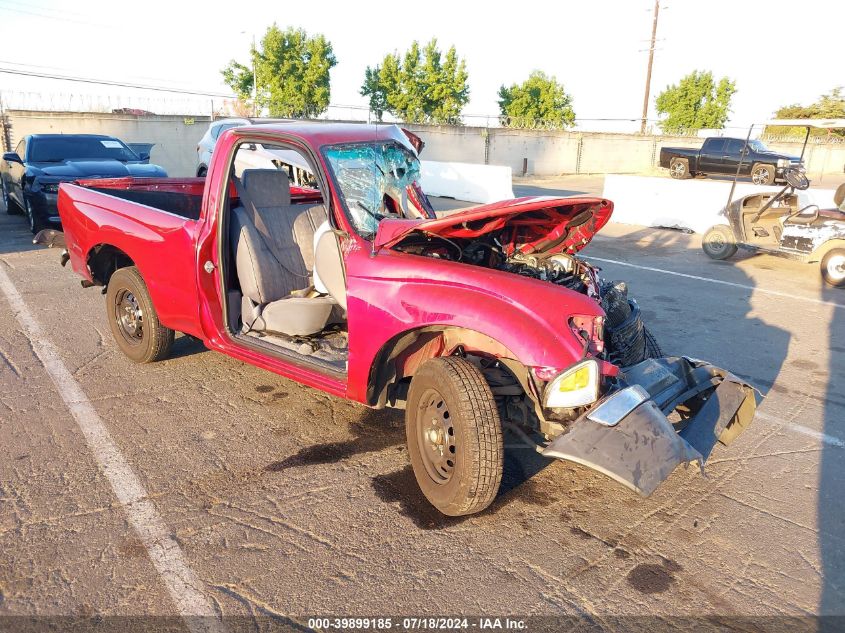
(394, 232, 661, 366)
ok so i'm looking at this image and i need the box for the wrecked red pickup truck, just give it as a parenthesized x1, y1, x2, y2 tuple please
(41, 123, 756, 516)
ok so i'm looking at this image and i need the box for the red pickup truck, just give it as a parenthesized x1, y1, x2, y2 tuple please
(41, 122, 756, 516)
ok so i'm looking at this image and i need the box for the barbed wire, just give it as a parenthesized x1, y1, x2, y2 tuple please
(1, 90, 842, 144)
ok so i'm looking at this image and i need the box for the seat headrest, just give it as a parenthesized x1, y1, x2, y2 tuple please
(835, 183, 845, 209)
(242, 169, 291, 207)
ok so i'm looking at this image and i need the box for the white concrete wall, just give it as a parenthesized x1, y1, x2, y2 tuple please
(420, 161, 514, 204)
(8, 110, 845, 180)
(602, 175, 838, 234)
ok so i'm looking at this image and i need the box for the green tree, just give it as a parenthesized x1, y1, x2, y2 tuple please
(764, 87, 845, 138)
(497, 71, 575, 129)
(655, 70, 736, 134)
(360, 38, 469, 124)
(221, 24, 337, 118)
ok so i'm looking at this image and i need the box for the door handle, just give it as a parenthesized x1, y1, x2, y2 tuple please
(203, 260, 215, 274)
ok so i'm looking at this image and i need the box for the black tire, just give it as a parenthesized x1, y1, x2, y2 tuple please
(669, 158, 692, 180)
(702, 225, 738, 260)
(751, 163, 775, 186)
(2, 179, 21, 215)
(105, 266, 174, 363)
(405, 357, 503, 516)
(643, 327, 664, 358)
(821, 249, 845, 288)
(23, 196, 47, 234)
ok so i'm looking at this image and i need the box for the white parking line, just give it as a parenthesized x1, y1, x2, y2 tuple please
(0, 265, 225, 633)
(756, 411, 845, 449)
(589, 256, 845, 310)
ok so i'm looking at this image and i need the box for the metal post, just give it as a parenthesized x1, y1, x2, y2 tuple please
(252, 34, 258, 118)
(640, 0, 660, 134)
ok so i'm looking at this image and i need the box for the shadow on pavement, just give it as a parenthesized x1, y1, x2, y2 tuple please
(820, 283, 845, 624)
(0, 201, 41, 255)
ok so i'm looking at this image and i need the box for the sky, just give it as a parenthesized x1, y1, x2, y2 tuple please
(0, 0, 842, 133)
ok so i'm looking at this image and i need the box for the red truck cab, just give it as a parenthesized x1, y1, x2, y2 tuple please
(49, 122, 756, 516)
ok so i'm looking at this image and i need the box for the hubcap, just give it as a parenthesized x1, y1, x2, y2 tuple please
(115, 290, 144, 344)
(752, 167, 769, 185)
(828, 255, 845, 281)
(671, 162, 685, 177)
(417, 388, 456, 484)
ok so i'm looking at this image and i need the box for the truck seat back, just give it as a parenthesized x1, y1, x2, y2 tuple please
(230, 169, 336, 336)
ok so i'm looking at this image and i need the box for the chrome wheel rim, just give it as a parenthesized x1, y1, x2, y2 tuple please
(752, 167, 770, 185)
(708, 232, 727, 253)
(827, 255, 845, 282)
(416, 388, 456, 484)
(671, 161, 686, 178)
(114, 289, 144, 345)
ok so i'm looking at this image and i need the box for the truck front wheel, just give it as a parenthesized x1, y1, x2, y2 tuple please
(669, 158, 692, 180)
(105, 266, 174, 363)
(751, 163, 776, 186)
(406, 357, 504, 516)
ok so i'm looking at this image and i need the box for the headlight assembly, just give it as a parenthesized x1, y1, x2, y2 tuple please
(544, 359, 600, 409)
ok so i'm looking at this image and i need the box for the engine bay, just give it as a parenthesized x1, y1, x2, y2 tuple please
(392, 231, 661, 368)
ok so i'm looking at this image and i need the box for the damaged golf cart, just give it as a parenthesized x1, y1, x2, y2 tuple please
(48, 123, 756, 516)
(702, 118, 845, 287)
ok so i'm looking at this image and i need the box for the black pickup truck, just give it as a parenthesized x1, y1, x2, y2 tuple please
(659, 137, 802, 185)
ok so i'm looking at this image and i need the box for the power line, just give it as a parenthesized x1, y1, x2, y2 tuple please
(0, 3, 114, 28)
(0, 67, 235, 98)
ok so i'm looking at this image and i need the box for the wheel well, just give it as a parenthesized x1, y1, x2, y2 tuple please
(87, 244, 135, 286)
(366, 326, 520, 408)
(809, 239, 845, 263)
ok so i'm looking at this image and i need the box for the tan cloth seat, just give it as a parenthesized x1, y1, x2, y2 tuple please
(230, 169, 336, 336)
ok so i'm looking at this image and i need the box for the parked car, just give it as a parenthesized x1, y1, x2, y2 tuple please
(195, 118, 315, 185)
(41, 123, 756, 517)
(703, 168, 845, 287)
(1, 134, 166, 233)
(660, 137, 803, 185)
(196, 118, 250, 176)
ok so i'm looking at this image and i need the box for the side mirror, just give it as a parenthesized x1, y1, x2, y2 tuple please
(245, 143, 257, 152)
(138, 152, 151, 162)
(3, 152, 23, 164)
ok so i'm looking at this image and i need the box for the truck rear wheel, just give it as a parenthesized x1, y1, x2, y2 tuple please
(669, 158, 692, 180)
(702, 225, 738, 260)
(406, 357, 503, 516)
(821, 249, 845, 288)
(105, 266, 174, 363)
(751, 163, 775, 186)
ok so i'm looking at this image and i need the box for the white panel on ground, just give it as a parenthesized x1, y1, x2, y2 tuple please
(602, 175, 837, 234)
(420, 160, 514, 204)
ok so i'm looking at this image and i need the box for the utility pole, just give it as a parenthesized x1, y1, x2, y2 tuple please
(252, 34, 258, 118)
(640, 0, 660, 134)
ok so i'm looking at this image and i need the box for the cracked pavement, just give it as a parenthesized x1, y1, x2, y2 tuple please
(1, 176, 843, 627)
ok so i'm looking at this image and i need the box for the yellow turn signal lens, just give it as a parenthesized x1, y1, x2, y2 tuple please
(557, 365, 591, 392)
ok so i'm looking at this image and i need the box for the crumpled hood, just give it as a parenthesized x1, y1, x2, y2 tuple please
(376, 196, 613, 255)
(31, 160, 166, 179)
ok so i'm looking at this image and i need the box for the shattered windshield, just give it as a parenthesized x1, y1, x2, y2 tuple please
(324, 142, 423, 237)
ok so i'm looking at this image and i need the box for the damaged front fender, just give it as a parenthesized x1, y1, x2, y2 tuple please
(542, 357, 756, 496)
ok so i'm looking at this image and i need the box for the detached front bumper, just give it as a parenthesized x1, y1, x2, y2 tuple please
(542, 357, 755, 496)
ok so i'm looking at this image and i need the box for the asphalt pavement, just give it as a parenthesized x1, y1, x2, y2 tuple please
(1, 176, 843, 631)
